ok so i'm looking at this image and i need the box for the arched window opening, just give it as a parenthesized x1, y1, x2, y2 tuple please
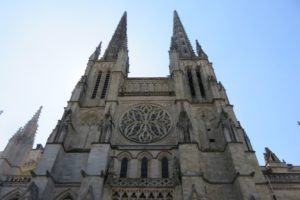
(141, 157, 148, 178)
(101, 72, 110, 99)
(8, 193, 20, 200)
(161, 157, 169, 178)
(91, 72, 102, 99)
(187, 70, 195, 97)
(63, 196, 73, 200)
(120, 158, 128, 178)
(196, 70, 206, 98)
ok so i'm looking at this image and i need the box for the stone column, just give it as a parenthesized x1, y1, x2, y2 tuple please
(129, 159, 139, 178)
(151, 159, 160, 178)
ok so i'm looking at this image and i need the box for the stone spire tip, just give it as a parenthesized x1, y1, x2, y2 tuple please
(102, 12, 128, 61)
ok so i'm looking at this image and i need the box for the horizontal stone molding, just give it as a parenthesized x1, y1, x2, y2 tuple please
(2, 175, 31, 183)
(108, 177, 178, 188)
(120, 78, 174, 96)
(266, 173, 300, 183)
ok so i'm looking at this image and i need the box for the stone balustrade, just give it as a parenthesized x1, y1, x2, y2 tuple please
(120, 78, 174, 96)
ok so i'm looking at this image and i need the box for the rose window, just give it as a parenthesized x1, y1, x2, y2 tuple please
(119, 104, 172, 143)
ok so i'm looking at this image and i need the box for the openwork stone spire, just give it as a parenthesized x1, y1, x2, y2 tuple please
(102, 12, 128, 61)
(170, 10, 195, 58)
(10, 106, 42, 144)
(23, 106, 42, 143)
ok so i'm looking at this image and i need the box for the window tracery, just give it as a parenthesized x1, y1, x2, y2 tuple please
(119, 104, 172, 143)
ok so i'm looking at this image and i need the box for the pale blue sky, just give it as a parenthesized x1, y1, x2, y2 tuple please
(0, 1, 299, 165)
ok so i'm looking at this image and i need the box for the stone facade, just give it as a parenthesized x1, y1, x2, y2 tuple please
(0, 11, 299, 200)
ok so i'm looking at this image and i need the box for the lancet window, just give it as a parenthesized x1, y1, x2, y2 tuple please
(91, 72, 102, 98)
(120, 158, 128, 178)
(101, 72, 110, 99)
(196, 70, 206, 98)
(162, 157, 169, 178)
(141, 157, 148, 178)
(187, 70, 195, 97)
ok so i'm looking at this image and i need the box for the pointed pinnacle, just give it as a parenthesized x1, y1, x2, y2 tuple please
(196, 40, 208, 60)
(89, 41, 102, 61)
(102, 12, 128, 61)
(22, 106, 42, 142)
(32, 106, 43, 122)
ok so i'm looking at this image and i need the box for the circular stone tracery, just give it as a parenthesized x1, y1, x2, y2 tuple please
(119, 104, 172, 143)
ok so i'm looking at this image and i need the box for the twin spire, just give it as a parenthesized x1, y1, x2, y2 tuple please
(10, 106, 42, 145)
(90, 11, 207, 61)
(171, 11, 195, 58)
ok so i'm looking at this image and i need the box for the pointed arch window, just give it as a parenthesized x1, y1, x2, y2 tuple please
(91, 72, 102, 99)
(161, 157, 169, 178)
(120, 158, 128, 178)
(141, 157, 148, 178)
(187, 70, 195, 97)
(63, 197, 73, 200)
(196, 70, 206, 98)
(101, 72, 110, 99)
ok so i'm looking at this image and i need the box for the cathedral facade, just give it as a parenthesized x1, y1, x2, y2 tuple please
(0, 11, 299, 200)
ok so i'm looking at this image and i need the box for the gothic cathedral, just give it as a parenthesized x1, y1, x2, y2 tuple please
(1, 11, 300, 200)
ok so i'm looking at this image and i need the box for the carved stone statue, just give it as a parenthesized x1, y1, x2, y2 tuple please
(243, 132, 253, 151)
(100, 112, 114, 143)
(189, 184, 207, 200)
(218, 108, 237, 142)
(177, 109, 192, 143)
(58, 109, 74, 141)
(264, 147, 281, 164)
(173, 156, 181, 184)
(48, 109, 73, 143)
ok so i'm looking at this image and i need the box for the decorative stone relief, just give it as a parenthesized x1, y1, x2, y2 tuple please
(121, 78, 174, 96)
(119, 104, 172, 143)
(112, 188, 173, 200)
(109, 177, 177, 188)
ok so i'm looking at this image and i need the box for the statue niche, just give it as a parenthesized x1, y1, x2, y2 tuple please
(48, 109, 74, 143)
(177, 109, 192, 143)
(218, 108, 237, 142)
(99, 111, 114, 143)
